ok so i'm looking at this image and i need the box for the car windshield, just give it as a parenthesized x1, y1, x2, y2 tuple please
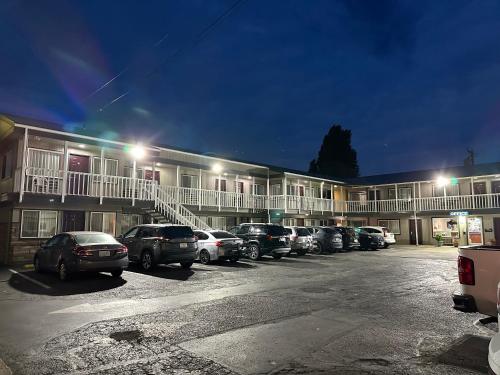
(296, 228, 310, 236)
(158, 226, 194, 239)
(211, 231, 237, 239)
(74, 233, 119, 245)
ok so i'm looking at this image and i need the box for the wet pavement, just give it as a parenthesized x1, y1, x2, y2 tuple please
(0, 246, 493, 374)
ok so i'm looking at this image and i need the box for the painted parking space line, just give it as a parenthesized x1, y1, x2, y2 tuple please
(8, 269, 51, 290)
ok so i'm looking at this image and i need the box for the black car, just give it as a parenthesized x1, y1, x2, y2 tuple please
(312, 227, 343, 254)
(229, 223, 290, 260)
(335, 227, 360, 250)
(356, 229, 383, 250)
(34, 231, 129, 281)
(118, 224, 197, 271)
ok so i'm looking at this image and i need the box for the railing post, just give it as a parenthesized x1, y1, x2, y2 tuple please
(331, 184, 334, 217)
(61, 140, 69, 203)
(217, 174, 221, 212)
(470, 177, 475, 209)
(283, 175, 287, 214)
(99, 147, 104, 204)
(235, 174, 239, 213)
(19, 128, 28, 203)
(176, 165, 180, 215)
(198, 169, 202, 211)
(267, 171, 270, 223)
(132, 160, 136, 206)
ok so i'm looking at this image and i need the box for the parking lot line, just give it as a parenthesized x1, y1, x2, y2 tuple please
(8, 269, 51, 290)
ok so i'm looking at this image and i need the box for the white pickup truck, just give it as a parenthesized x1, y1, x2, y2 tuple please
(452, 245, 500, 317)
(489, 282, 500, 374)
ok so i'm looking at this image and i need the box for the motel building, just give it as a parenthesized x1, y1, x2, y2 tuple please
(0, 115, 500, 265)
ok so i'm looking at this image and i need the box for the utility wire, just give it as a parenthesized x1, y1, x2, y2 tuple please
(96, 0, 247, 112)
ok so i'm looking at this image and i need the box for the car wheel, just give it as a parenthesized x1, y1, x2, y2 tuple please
(311, 243, 322, 255)
(111, 269, 123, 278)
(58, 261, 70, 281)
(383, 243, 389, 249)
(371, 246, 378, 251)
(34, 256, 43, 273)
(297, 249, 307, 256)
(248, 244, 261, 260)
(199, 250, 211, 265)
(140, 250, 154, 271)
(229, 257, 239, 263)
(181, 261, 193, 269)
(272, 253, 283, 260)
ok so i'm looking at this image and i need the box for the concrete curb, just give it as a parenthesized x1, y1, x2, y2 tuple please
(0, 359, 12, 375)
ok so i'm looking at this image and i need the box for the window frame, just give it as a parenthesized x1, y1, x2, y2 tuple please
(20, 210, 58, 239)
(377, 219, 401, 235)
(90, 212, 117, 236)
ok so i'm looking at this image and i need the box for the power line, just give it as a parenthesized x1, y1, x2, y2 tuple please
(96, 0, 247, 112)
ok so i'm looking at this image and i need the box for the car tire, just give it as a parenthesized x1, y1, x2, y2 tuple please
(311, 243, 322, 255)
(34, 256, 43, 273)
(181, 261, 193, 269)
(140, 250, 155, 272)
(371, 246, 378, 251)
(199, 250, 211, 265)
(248, 244, 261, 260)
(58, 261, 70, 281)
(272, 253, 283, 260)
(383, 243, 390, 249)
(111, 269, 123, 278)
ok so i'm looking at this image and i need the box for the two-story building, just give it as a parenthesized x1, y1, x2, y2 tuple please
(0, 114, 499, 264)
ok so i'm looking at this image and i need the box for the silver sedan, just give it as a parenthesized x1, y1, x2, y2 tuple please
(194, 230, 243, 265)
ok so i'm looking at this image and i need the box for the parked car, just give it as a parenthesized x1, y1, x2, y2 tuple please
(117, 224, 197, 271)
(194, 230, 243, 264)
(356, 228, 383, 250)
(488, 282, 500, 375)
(306, 226, 321, 235)
(336, 227, 360, 251)
(284, 226, 312, 256)
(34, 231, 128, 281)
(452, 245, 500, 317)
(312, 227, 343, 254)
(229, 223, 290, 260)
(360, 226, 396, 248)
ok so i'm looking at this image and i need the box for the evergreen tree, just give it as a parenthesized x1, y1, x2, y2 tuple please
(309, 124, 359, 178)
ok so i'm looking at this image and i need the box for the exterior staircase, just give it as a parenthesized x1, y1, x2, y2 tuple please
(146, 184, 212, 230)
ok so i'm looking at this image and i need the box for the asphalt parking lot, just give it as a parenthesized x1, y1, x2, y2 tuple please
(0, 246, 493, 374)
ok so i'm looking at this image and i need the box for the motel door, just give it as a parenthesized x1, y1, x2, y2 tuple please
(68, 154, 90, 195)
(467, 217, 483, 245)
(492, 181, 500, 207)
(409, 219, 422, 245)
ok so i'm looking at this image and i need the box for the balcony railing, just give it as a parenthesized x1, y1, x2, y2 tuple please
(22, 168, 500, 213)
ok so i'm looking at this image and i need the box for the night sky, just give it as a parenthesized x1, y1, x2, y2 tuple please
(1, 0, 499, 175)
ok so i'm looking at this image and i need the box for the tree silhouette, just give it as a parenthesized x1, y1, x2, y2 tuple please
(309, 125, 359, 178)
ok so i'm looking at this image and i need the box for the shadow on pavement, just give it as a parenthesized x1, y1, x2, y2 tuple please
(436, 334, 490, 374)
(127, 264, 195, 281)
(8, 270, 127, 296)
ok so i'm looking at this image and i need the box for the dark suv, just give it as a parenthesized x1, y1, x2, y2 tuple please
(229, 223, 291, 260)
(118, 224, 197, 271)
(312, 227, 343, 254)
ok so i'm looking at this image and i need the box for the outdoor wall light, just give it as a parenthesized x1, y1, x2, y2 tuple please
(212, 163, 223, 174)
(78, 144, 86, 149)
(130, 145, 145, 160)
(436, 176, 450, 187)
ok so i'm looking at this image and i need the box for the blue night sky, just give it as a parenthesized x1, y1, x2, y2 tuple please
(1, 0, 499, 175)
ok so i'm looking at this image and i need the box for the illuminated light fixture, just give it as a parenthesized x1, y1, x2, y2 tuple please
(156, 162, 161, 167)
(436, 176, 450, 187)
(78, 144, 86, 149)
(334, 185, 338, 188)
(247, 176, 252, 180)
(223, 172, 228, 176)
(212, 163, 223, 174)
(130, 145, 145, 160)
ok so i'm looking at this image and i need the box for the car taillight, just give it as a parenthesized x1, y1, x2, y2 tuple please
(73, 246, 92, 256)
(266, 234, 272, 241)
(116, 245, 128, 254)
(215, 241, 223, 247)
(458, 256, 475, 285)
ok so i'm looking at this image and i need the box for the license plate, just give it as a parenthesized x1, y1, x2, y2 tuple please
(180, 243, 188, 248)
(99, 250, 111, 257)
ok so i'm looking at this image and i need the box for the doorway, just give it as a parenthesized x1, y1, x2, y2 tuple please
(296, 218, 305, 226)
(68, 154, 90, 195)
(409, 219, 422, 245)
(62, 211, 85, 232)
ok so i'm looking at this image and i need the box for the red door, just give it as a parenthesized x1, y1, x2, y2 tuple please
(68, 154, 90, 195)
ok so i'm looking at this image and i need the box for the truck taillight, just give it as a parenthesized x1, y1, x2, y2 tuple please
(458, 256, 475, 285)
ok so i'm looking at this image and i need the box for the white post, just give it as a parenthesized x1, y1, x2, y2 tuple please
(218, 174, 221, 212)
(176, 165, 180, 213)
(320, 181, 324, 214)
(331, 183, 334, 216)
(309, 180, 313, 215)
(418, 182, 422, 211)
(19, 128, 28, 203)
(283, 175, 287, 213)
(394, 183, 398, 211)
(99, 148, 104, 204)
(198, 169, 202, 211)
(61, 140, 68, 203)
(235, 174, 239, 212)
(152, 161, 156, 202)
(252, 176, 256, 213)
(341, 186, 344, 221)
(267, 171, 270, 222)
(373, 187, 378, 212)
(413, 182, 419, 246)
(131, 160, 136, 206)
(443, 181, 447, 210)
(471, 177, 475, 209)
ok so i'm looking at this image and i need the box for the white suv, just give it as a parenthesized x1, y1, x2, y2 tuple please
(359, 226, 396, 248)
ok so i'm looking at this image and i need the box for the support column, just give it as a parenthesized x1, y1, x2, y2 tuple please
(99, 148, 105, 204)
(320, 181, 324, 214)
(309, 180, 313, 215)
(132, 160, 136, 206)
(19, 128, 28, 203)
(340, 186, 344, 220)
(394, 183, 399, 211)
(252, 176, 256, 213)
(443, 182, 447, 210)
(412, 182, 419, 246)
(152, 161, 157, 202)
(373, 187, 378, 212)
(331, 184, 334, 217)
(471, 177, 475, 209)
(267, 171, 270, 223)
(235, 174, 239, 212)
(198, 169, 202, 211)
(176, 166, 180, 214)
(218, 174, 221, 212)
(418, 182, 422, 211)
(61, 140, 69, 203)
(283, 175, 287, 213)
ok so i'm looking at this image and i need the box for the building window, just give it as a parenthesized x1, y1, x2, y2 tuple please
(388, 188, 412, 200)
(181, 174, 199, 188)
(90, 212, 116, 235)
(21, 210, 58, 238)
(1, 151, 13, 179)
(432, 217, 459, 239)
(121, 214, 142, 232)
(92, 157, 118, 176)
(215, 178, 227, 191)
(271, 184, 281, 195)
(473, 182, 486, 195)
(27, 149, 61, 171)
(378, 219, 401, 235)
(252, 184, 265, 195)
(432, 184, 460, 197)
(368, 190, 380, 201)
